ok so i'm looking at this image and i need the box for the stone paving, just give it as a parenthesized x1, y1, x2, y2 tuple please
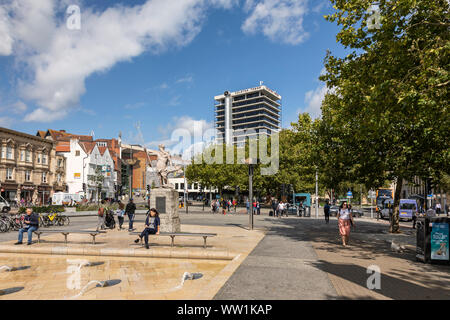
(0, 219, 265, 300)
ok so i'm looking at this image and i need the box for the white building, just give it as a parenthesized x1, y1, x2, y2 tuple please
(59, 139, 116, 201)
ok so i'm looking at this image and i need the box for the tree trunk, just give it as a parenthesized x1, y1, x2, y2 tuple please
(390, 177, 403, 233)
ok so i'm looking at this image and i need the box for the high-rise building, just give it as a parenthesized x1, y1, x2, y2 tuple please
(214, 85, 281, 145)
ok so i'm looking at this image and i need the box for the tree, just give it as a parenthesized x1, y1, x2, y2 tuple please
(88, 166, 104, 204)
(321, 0, 450, 232)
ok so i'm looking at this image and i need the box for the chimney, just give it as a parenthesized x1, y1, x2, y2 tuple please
(60, 130, 66, 133)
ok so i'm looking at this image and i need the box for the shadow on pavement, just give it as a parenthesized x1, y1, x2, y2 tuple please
(311, 260, 450, 300)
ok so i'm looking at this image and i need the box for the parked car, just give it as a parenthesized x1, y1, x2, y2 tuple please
(0, 196, 10, 213)
(350, 208, 364, 218)
(329, 205, 339, 216)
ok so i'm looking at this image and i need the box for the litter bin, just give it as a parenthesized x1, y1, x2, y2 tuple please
(416, 216, 449, 265)
(304, 206, 311, 217)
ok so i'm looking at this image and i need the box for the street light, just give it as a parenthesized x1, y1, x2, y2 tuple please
(243, 158, 256, 230)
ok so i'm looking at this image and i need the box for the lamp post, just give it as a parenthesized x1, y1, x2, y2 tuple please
(244, 158, 255, 230)
(315, 169, 319, 219)
(184, 163, 188, 214)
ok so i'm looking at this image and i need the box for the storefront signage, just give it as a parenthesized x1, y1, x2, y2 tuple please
(431, 222, 449, 261)
(74, 173, 81, 179)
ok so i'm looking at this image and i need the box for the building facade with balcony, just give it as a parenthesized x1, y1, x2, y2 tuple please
(0, 127, 67, 205)
(214, 85, 282, 145)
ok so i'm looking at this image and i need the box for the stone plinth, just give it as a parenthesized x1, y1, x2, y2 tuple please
(150, 188, 180, 232)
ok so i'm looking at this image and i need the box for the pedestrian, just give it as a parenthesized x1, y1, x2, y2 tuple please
(256, 201, 260, 215)
(222, 200, 227, 215)
(277, 201, 283, 218)
(324, 200, 330, 224)
(211, 200, 215, 213)
(233, 199, 237, 212)
(252, 200, 257, 215)
(96, 200, 106, 231)
(272, 199, 278, 217)
(436, 203, 441, 215)
(337, 202, 354, 246)
(246, 199, 250, 215)
(125, 198, 136, 231)
(134, 208, 160, 249)
(15, 208, 39, 245)
(116, 200, 125, 230)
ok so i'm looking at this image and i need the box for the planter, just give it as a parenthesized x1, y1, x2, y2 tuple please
(65, 207, 76, 213)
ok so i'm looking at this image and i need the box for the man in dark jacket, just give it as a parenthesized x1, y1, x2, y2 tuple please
(15, 208, 39, 245)
(324, 200, 331, 224)
(125, 198, 136, 231)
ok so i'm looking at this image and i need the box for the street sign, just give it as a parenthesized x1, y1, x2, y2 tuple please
(347, 191, 353, 198)
(368, 191, 376, 199)
(427, 194, 433, 200)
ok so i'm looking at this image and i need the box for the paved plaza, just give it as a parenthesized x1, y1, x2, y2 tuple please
(0, 210, 449, 300)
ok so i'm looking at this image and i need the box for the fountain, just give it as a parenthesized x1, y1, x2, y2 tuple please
(67, 279, 121, 299)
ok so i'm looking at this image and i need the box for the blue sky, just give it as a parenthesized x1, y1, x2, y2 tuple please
(0, 0, 347, 151)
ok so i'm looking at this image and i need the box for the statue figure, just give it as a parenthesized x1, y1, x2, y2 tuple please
(149, 144, 183, 188)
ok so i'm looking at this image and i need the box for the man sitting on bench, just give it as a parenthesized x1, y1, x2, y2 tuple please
(134, 208, 160, 249)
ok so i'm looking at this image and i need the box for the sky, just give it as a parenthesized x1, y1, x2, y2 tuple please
(0, 0, 348, 156)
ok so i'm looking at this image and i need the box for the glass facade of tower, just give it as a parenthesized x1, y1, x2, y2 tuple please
(214, 86, 281, 145)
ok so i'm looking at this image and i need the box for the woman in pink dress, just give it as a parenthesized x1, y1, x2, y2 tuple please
(337, 202, 355, 246)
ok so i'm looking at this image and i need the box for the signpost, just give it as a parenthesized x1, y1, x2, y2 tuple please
(347, 191, 353, 205)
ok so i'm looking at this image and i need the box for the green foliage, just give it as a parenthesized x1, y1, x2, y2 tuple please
(19, 206, 65, 214)
(320, 0, 450, 232)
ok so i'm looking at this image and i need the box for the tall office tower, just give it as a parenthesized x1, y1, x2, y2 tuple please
(214, 85, 281, 146)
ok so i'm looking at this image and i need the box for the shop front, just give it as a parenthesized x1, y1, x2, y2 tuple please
(20, 184, 36, 205)
(37, 185, 52, 206)
(0, 183, 19, 203)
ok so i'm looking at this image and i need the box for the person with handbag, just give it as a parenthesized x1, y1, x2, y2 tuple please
(337, 202, 354, 246)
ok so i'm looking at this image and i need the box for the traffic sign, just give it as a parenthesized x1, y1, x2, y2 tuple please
(347, 191, 353, 198)
(427, 194, 433, 200)
(368, 191, 376, 199)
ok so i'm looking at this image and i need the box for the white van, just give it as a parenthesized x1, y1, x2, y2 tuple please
(52, 192, 84, 205)
(0, 195, 10, 213)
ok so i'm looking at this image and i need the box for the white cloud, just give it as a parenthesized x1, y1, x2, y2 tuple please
(302, 84, 327, 119)
(0, 6, 13, 55)
(242, 0, 309, 45)
(0, 117, 13, 127)
(12, 101, 27, 114)
(2, 0, 209, 122)
(1, 0, 318, 123)
(149, 116, 214, 159)
(176, 75, 194, 84)
(124, 102, 146, 110)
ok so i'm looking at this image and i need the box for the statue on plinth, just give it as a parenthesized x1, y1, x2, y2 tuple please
(149, 144, 183, 188)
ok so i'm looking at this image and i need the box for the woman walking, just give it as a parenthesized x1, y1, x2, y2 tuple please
(337, 202, 354, 246)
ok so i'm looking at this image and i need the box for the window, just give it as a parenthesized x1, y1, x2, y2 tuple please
(25, 170, 31, 182)
(6, 146, 13, 160)
(20, 150, 24, 161)
(175, 183, 179, 190)
(37, 153, 41, 164)
(26, 150, 31, 162)
(75, 150, 80, 156)
(57, 174, 61, 183)
(0, 147, 4, 158)
(6, 168, 13, 180)
(42, 172, 47, 183)
(58, 159, 62, 168)
(194, 183, 198, 190)
(181, 183, 185, 190)
(97, 142, 107, 147)
(42, 154, 47, 165)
